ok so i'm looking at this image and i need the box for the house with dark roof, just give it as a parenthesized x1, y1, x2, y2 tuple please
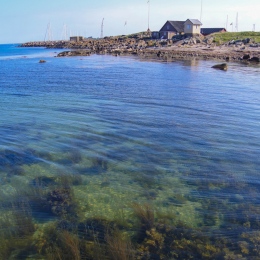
(200, 28, 227, 36)
(152, 19, 202, 39)
(152, 20, 185, 39)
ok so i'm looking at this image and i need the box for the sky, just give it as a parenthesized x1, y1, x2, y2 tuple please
(0, 0, 259, 43)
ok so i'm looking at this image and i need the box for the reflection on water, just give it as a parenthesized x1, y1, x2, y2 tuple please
(0, 48, 260, 259)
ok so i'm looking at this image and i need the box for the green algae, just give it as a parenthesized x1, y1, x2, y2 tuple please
(1, 147, 260, 259)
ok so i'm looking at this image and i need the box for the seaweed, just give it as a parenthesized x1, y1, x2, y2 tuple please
(57, 173, 83, 186)
(106, 231, 135, 260)
(132, 202, 155, 243)
(7, 165, 25, 177)
(28, 180, 79, 221)
(77, 218, 119, 242)
(35, 224, 81, 260)
(46, 186, 78, 220)
(0, 197, 36, 259)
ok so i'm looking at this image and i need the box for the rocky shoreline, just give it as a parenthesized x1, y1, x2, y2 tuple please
(20, 34, 260, 63)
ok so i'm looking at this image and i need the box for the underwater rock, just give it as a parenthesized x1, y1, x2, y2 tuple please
(212, 63, 228, 71)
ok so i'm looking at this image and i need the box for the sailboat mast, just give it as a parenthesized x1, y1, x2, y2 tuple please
(101, 18, 104, 38)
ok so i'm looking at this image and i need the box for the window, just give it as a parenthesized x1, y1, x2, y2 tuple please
(187, 24, 191, 29)
(167, 25, 169, 30)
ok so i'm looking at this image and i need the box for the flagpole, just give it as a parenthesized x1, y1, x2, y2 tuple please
(124, 21, 127, 35)
(226, 15, 228, 30)
(147, 0, 150, 31)
(200, 0, 203, 22)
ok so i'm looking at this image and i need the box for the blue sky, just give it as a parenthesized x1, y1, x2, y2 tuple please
(0, 0, 259, 43)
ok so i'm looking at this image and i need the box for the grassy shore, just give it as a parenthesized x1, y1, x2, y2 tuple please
(212, 31, 260, 45)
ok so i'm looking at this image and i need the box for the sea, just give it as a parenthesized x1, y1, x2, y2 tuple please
(0, 43, 260, 259)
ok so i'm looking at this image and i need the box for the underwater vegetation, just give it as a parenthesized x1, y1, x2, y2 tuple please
(67, 149, 83, 164)
(0, 197, 36, 259)
(105, 231, 135, 260)
(132, 203, 155, 243)
(1, 152, 260, 259)
(1, 184, 260, 259)
(28, 176, 81, 222)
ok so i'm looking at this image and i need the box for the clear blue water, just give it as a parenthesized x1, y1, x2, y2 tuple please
(0, 44, 260, 259)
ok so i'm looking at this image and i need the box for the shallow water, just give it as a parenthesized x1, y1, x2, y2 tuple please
(0, 44, 260, 259)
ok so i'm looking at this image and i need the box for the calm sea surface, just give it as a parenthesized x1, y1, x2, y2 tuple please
(0, 43, 260, 259)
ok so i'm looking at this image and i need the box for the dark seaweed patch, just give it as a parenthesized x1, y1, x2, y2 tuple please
(0, 149, 39, 167)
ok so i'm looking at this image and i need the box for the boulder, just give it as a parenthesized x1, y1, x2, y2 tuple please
(39, 60, 46, 63)
(250, 44, 259, 48)
(242, 54, 250, 60)
(242, 38, 251, 44)
(212, 63, 228, 71)
(248, 57, 260, 63)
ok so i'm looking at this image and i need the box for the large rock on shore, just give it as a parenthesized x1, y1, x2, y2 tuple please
(57, 50, 91, 57)
(248, 57, 260, 63)
(212, 63, 228, 71)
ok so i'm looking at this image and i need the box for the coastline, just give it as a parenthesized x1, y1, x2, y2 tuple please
(20, 37, 260, 64)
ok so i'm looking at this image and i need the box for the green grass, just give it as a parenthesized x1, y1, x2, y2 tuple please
(212, 31, 260, 45)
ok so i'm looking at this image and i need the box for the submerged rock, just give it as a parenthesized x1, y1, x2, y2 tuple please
(212, 63, 228, 71)
(39, 60, 46, 63)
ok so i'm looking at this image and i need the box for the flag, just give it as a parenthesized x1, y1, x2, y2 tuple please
(230, 23, 233, 25)
(124, 21, 127, 26)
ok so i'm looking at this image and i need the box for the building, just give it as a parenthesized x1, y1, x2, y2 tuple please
(152, 19, 202, 39)
(200, 28, 227, 36)
(152, 20, 185, 39)
(184, 19, 202, 36)
(70, 36, 84, 42)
